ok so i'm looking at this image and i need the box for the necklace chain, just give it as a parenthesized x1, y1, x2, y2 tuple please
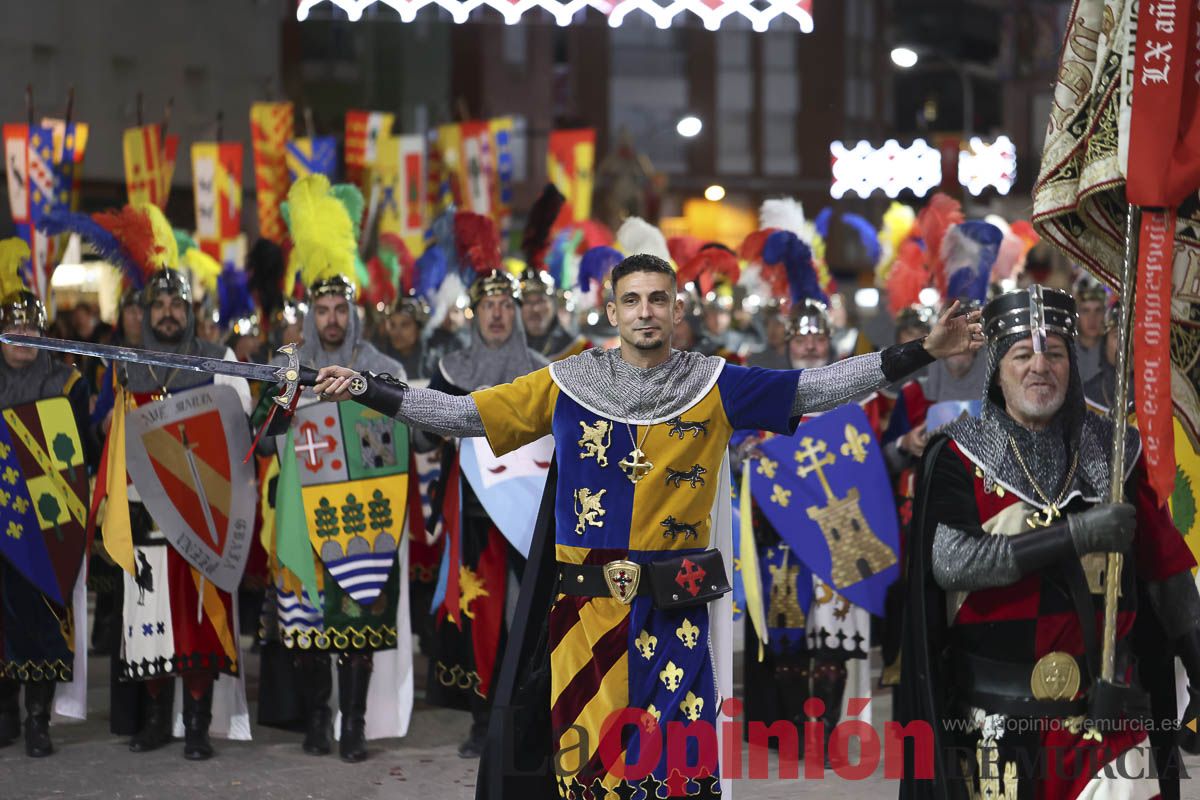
(1007, 435, 1079, 527)
(610, 353, 679, 482)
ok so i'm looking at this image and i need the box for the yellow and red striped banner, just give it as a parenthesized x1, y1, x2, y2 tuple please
(548, 129, 595, 226)
(123, 124, 178, 208)
(250, 102, 294, 243)
(345, 109, 394, 189)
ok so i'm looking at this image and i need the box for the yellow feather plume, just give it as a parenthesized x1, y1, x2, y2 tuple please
(133, 202, 179, 270)
(875, 202, 917, 287)
(285, 174, 358, 292)
(182, 246, 222, 296)
(0, 238, 31, 301)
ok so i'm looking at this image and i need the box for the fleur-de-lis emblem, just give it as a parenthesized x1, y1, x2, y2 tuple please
(680, 691, 704, 722)
(756, 457, 777, 479)
(840, 424, 870, 464)
(659, 660, 684, 692)
(0, 442, 9, 459)
(6, 520, 22, 540)
(12, 496, 28, 515)
(770, 484, 791, 507)
(2, 466, 18, 485)
(0, 488, 9, 507)
(635, 629, 658, 660)
(643, 704, 661, 731)
(676, 618, 700, 649)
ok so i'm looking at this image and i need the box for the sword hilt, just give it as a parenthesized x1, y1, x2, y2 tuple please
(272, 343, 319, 407)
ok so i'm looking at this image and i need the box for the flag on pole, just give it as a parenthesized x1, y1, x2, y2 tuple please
(459, 120, 494, 217)
(547, 129, 595, 227)
(192, 142, 243, 260)
(122, 124, 178, 208)
(250, 102, 294, 243)
(434, 123, 464, 211)
(377, 134, 427, 257)
(345, 110, 393, 189)
(285, 137, 338, 182)
(490, 117, 515, 241)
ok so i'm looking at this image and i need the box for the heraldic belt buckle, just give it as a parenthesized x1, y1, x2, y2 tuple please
(603, 560, 641, 605)
(1030, 651, 1082, 702)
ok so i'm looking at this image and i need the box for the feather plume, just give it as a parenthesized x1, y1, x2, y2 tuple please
(93, 204, 178, 281)
(454, 212, 502, 274)
(0, 238, 30, 300)
(414, 245, 448, 306)
(181, 245, 222, 296)
(577, 246, 623, 294)
(917, 192, 963, 293)
(427, 271, 465, 331)
(329, 183, 365, 242)
(218, 263, 255, 324)
(942, 221, 1002, 305)
(521, 184, 566, 270)
(676, 244, 740, 295)
(841, 213, 882, 267)
(759, 198, 809, 240)
(615, 216, 671, 263)
(667, 236, 703, 270)
(813, 207, 833, 241)
(763, 231, 825, 306)
(874, 202, 916, 286)
(574, 220, 614, 250)
(378, 233, 415, 295)
(738, 228, 777, 264)
(283, 174, 359, 291)
(38, 210, 143, 287)
(886, 240, 931, 315)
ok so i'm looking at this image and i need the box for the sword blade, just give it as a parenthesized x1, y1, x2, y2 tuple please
(0, 333, 295, 385)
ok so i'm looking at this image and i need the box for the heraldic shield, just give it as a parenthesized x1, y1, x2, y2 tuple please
(283, 400, 409, 607)
(124, 385, 256, 593)
(0, 397, 89, 606)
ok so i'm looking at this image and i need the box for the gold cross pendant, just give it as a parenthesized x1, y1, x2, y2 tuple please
(619, 448, 654, 484)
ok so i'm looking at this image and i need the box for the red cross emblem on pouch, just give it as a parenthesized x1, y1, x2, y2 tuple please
(675, 558, 706, 597)
(295, 419, 337, 473)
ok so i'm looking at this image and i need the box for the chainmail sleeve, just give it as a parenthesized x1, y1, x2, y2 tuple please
(396, 388, 486, 438)
(924, 438, 1022, 591)
(791, 340, 935, 417)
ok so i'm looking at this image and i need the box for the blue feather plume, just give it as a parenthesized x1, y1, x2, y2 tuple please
(814, 207, 833, 241)
(763, 231, 827, 306)
(428, 210, 460, 282)
(414, 245, 448, 305)
(218, 263, 255, 324)
(841, 213, 882, 267)
(943, 220, 1003, 305)
(577, 246, 623, 294)
(38, 209, 143, 287)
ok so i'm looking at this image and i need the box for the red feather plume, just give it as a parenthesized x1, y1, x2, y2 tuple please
(667, 235, 703, 270)
(676, 244, 741, 296)
(92, 206, 162, 281)
(886, 239, 931, 315)
(454, 212, 502, 274)
(917, 193, 963, 294)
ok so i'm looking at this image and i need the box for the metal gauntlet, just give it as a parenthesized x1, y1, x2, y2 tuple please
(347, 372, 408, 418)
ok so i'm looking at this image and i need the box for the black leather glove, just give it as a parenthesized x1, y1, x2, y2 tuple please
(1067, 503, 1135, 556)
(348, 372, 408, 417)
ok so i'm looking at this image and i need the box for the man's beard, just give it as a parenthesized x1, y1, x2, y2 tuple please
(632, 335, 665, 351)
(1009, 388, 1067, 425)
(152, 320, 184, 344)
(319, 326, 346, 348)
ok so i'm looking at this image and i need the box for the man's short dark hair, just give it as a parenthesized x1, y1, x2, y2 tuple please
(610, 254, 675, 296)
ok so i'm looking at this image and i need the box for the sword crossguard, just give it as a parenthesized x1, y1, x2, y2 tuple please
(272, 343, 304, 408)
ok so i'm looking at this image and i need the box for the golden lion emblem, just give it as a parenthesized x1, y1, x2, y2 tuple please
(573, 487, 607, 535)
(577, 420, 612, 467)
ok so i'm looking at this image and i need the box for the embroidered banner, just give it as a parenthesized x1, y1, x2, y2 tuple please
(285, 136, 338, 182)
(191, 142, 244, 261)
(122, 124, 178, 208)
(548, 129, 595, 227)
(250, 101, 294, 243)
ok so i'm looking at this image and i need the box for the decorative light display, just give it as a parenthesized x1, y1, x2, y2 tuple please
(830, 136, 1018, 199)
(297, 0, 814, 31)
(958, 135, 1017, 196)
(829, 139, 942, 200)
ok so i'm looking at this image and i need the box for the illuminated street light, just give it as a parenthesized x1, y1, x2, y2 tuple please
(704, 184, 726, 202)
(676, 116, 703, 138)
(890, 47, 919, 69)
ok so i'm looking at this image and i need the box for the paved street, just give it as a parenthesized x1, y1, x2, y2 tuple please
(3, 638, 1197, 799)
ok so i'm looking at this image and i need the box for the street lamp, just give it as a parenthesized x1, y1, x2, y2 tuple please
(704, 184, 726, 202)
(676, 116, 703, 138)
(890, 44, 974, 139)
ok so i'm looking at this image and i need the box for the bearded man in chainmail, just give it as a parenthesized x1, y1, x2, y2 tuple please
(899, 286, 1200, 800)
(312, 253, 982, 797)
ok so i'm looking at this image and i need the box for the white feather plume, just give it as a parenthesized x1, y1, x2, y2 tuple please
(616, 216, 671, 263)
(759, 198, 814, 245)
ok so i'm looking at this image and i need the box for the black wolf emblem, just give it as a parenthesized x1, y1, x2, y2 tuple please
(660, 516, 700, 541)
(665, 464, 707, 488)
(667, 416, 709, 439)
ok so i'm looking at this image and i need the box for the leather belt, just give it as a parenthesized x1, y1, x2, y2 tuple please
(952, 650, 1090, 718)
(558, 561, 649, 605)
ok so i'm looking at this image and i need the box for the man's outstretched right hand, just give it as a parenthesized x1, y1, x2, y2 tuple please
(311, 365, 361, 402)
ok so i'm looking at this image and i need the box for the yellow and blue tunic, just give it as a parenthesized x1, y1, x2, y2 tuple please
(473, 361, 800, 796)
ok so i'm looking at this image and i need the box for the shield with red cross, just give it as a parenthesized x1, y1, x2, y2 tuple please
(124, 385, 255, 593)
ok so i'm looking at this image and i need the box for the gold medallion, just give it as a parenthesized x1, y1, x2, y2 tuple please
(602, 560, 641, 604)
(1030, 651, 1081, 701)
